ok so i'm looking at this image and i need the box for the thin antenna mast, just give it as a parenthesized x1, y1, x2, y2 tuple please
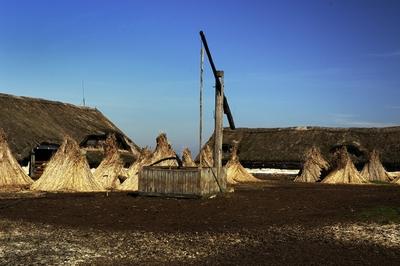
(199, 39, 205, 167)
(82, 80, 86, 107)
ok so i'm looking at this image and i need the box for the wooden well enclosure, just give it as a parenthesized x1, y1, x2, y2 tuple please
(138, 166, 224, 198)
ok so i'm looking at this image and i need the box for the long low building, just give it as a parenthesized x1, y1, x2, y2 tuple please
(0, 93, 140, 178)
(203, 127, 400, 171)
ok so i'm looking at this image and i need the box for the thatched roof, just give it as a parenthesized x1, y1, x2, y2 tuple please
(203, 127, 400, 170)
(0, 93, 140, 162)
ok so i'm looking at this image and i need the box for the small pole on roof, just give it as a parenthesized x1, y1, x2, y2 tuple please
(82, 79, 86, 107)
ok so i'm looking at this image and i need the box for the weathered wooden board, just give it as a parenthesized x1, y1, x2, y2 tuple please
(139, 167, 222, 198)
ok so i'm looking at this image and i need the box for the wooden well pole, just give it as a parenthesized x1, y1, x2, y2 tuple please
(199, 42, 204, 168)
(214, 70, 226, 190)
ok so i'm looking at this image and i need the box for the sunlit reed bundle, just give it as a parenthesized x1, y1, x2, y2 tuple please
(360, 149, 391, 182)
(182, 148, 196, 167)
(31, 136, 104, 192)
(120, 147, 153, 191)
(200, 144, 214, 167)
(225, 140, 260, 184)
(321, 146, 367, 184)
(150, 133, 178, 167)
(294, 146, 329, 182)
(0, 129, 33, 190)
(93, 134, 124, 190)
(388, 172, 400, 181)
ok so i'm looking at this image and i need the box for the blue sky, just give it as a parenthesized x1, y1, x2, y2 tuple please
(1, 0, 399, 155)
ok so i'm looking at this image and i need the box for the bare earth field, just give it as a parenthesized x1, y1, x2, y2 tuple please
(0, 178, 399, 265)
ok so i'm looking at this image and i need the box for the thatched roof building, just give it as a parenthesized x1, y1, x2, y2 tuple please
(0, 93, 140, 176)
(203, 127, 400, 170)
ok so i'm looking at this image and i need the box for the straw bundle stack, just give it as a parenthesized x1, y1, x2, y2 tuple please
(294, 146, 329, 182)
(360, 149, 391, 182)
(182, 148, 196, 167)
(93, 134, 123, 190)
(388, 172, 400, 181)
(120, 147, 152, 191)
(200, 144, 214, 167)
(31, 136, 104, 192)
(225, 140, 260, 184)
(150, 133, 178, 167)
(0, 129, 33, 190)
(321, 146, 367, 184)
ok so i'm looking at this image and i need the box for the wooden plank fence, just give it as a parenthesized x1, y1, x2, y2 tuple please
(139, 166, 222, 198)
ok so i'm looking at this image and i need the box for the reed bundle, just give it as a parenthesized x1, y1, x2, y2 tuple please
(0, 129, 33, 190)
(31, 136, 104, 192)
(225, 141, 260, 184)
(321, 146, 367, 184)
(93, 134, 123, 190)
(294, 146, 329, 182)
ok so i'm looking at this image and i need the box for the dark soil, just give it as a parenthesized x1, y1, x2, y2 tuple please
(1, 180, 399, 265)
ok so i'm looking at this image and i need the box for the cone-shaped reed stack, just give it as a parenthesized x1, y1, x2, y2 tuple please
(182, 148, 196, 167)
(93, 134, 123, 190)
(200, 144, 214, 167)
(150, 133, 178, 167)
(294, 146, 329, 182)
(0, 129, 33, 190)
(322, 146, 367, 184)
(360, 149, 391, 182)
(388, 172, 400, 181)
(31, 136, 104, 192)
(120, 147, 152, 191)
(225, 141, 260, 184)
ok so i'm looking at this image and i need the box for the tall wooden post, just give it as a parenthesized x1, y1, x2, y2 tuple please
(199, 42, 204, 169)
(214, 70, 226, 190)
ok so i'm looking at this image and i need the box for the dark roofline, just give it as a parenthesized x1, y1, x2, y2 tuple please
(0, 92, 141, 161)
(0, 92, 97, 111)
(201, 126, 400, 171)
(227, 126, 400, 132)
(0, 93, 137, 147)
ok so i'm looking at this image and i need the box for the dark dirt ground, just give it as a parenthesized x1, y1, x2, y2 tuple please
(0, 178, 399, 265)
